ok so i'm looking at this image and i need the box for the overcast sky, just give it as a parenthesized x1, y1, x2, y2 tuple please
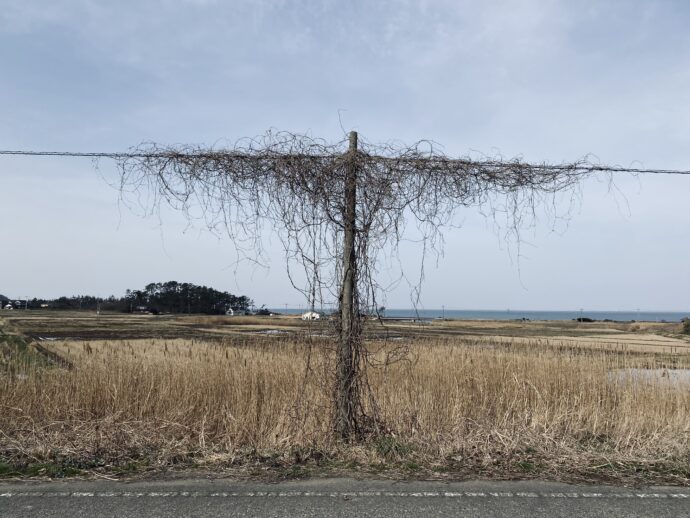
(1, 0, 689, 311)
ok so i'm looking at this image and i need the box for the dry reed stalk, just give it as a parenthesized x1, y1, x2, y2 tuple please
(1, 336, 689, 473)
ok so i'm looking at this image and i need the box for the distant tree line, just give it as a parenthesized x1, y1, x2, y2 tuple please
(18, 281, 253, 314)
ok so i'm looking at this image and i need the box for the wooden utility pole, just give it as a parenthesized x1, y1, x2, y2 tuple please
(336, 131, 358, 438)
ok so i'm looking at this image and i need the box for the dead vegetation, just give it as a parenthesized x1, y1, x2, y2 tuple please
(115, 130, 620, 439)
(1, 313, 689, 483)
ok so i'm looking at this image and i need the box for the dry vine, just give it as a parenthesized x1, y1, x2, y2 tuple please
(115, 130, 603, 439)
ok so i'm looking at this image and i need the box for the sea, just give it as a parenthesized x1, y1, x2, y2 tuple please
(271, 308, 689, 322)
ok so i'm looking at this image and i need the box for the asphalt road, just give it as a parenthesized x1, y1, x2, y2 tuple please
(1, 478, 689, 517)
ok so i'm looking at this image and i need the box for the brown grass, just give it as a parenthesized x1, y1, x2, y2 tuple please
(2, 332, 689, 481)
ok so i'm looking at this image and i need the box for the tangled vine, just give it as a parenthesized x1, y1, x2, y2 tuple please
(116, 130, 603, 438)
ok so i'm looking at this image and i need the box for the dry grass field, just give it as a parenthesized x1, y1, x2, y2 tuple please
(1, 311, 689, 482)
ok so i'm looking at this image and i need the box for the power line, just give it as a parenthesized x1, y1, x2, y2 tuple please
(0, 149, 341, 161)
(0, 150, 242, 159)
(1, 149, 690, 175)
(476, 163, 690, 175)
(0, 150, 124, 158)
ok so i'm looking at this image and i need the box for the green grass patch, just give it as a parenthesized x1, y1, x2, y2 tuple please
(0, 330, 52, 371)
(0, 461, 83, 479)
(0, 462, 17, 477)
(373, 436, 413, 459)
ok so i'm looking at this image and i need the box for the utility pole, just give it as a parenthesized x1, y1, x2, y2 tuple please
(336, 131, 358, 439)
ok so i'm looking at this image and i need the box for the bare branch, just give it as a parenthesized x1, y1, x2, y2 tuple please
(114, 130, 607, 438)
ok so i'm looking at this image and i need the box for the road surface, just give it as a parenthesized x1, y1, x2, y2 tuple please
(1, 478, 688, 517)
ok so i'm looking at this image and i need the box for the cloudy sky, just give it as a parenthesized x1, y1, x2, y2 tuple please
(1, 0, 689, 311)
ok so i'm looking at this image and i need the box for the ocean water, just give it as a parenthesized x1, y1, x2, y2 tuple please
(383, 309, 689, 322)
(271, 308, 689, 322)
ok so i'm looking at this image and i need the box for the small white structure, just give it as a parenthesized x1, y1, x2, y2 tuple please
(225, 308, 235, 316)
(3, 304, 13, 310)
(301, 311, 321, 321)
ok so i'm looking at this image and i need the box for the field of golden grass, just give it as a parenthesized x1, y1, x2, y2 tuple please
(2, 310, 690, 482)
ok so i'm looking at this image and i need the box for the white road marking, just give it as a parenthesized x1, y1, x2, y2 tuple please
(1, 490, 688, 499)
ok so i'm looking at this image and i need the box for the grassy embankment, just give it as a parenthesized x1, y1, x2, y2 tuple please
(1, 312, 689, 482)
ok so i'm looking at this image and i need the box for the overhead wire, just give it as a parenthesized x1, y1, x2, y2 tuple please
(1, 149, 690, 175)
